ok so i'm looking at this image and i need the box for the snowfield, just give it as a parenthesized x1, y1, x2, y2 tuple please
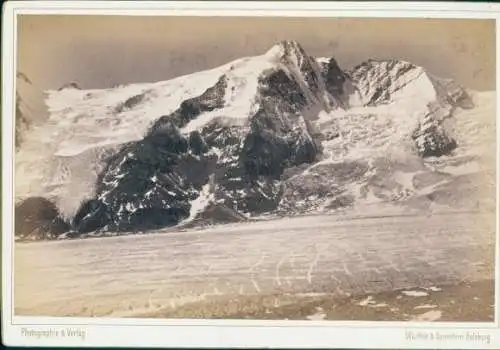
(15, 211, 495, 318)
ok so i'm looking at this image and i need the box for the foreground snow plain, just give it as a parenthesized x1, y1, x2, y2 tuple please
(15, 210, 495, 319)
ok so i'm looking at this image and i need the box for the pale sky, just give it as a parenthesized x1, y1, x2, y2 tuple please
(17, 16, 496, 91)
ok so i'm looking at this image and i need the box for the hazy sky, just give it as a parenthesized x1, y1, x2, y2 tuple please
(17, 16, 496, 91)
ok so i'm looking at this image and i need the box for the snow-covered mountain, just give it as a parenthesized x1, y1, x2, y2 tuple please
(14, 40, 496, 240)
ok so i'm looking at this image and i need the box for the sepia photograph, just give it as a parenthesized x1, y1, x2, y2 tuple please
(2, 1, 499, 349)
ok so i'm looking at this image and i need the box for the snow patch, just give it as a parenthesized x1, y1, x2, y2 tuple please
(387, 68, 437, 108)
(393, 171, 416, 190)
(401, 290, 429, 297)
(414, 304, 438, 310)
(358, 296, 376, 306)
(316, 57, 330, 65)
(183, 183, 214, 223)
(441, 162, 482, 176)
(368, 303, 389, 308)
(306, 307, 326, 320)
(410, 310, 442, 321)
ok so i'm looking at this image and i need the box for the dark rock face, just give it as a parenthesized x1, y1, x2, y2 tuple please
(241, 128, 291, 179)
(278, 40, 321, 95)
(74, 121, 204, 232)
(188, 130, 210, 155)
(114, 92, 150, 114)
(412, 116, 458, 157)
(259, 69, 308, 111)
(322, 57, 347, 96)
(15, 197, 70, 240)
(72, 199, 111, 233)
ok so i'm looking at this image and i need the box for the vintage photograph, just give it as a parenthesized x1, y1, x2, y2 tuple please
(13, 15, 496, 323)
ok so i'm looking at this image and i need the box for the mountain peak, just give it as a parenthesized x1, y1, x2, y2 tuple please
(278, 39, 306, 55)
(17, 72, 32, 85)
(58, 82, 82, 91)
(264, 40, 308, 63)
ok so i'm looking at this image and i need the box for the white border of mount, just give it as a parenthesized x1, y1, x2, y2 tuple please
(2, 1, 500, 349)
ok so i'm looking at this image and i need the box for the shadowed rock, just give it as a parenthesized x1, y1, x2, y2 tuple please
(15, 197, 70, 240)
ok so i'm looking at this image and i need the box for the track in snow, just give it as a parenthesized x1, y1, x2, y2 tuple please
(14, 211, 495, 318)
